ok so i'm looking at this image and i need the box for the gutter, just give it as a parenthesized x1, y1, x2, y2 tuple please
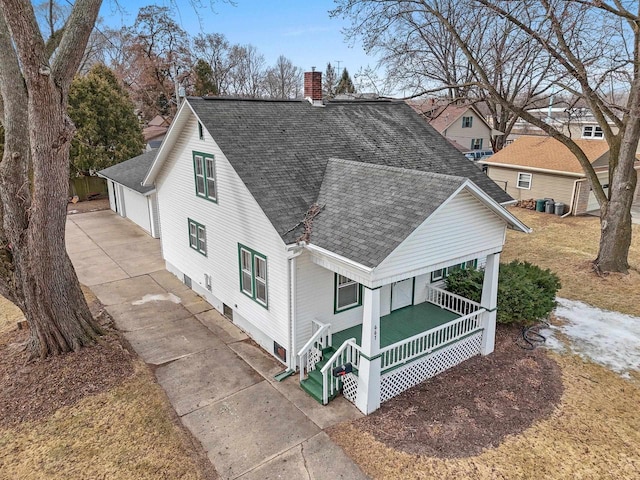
(479, 161, 586, 178)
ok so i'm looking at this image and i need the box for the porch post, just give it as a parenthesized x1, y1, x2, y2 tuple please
(355, 287, 381, 414)
(480, 252, 500, 355)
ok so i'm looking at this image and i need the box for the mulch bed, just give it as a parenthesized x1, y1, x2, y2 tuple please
(335, 324, 563, 458)
(0, 309, 135, 429)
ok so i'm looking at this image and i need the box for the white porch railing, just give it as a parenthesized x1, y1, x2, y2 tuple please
(425, 284, 483, 316)
(297, 319, 332, 382)
(380, 308, 485, 371)
(320, 338, 362, 404)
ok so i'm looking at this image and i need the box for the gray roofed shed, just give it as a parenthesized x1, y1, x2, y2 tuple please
(99, 149, 157, 195)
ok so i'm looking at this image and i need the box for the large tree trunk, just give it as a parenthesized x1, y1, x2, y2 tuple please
(0, 0, 104, 359)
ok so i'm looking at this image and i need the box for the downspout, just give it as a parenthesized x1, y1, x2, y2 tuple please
(287, 245, 304, 371)
(562, 179, 581, 218)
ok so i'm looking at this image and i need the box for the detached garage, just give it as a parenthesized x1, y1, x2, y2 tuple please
(98, 149, 161, 238)
(479, 136, 639, 215)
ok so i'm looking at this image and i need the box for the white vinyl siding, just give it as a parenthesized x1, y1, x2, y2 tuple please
(517, 172, 532, 189)
(372, 190, 505, 284)
(294, 251, 363, 359)
(155, 113, 290, 353)
(121, 185, 151, 233)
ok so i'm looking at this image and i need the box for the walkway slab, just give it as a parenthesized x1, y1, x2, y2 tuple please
(197, 310, 248, 344)
(181, 381, 321, 479)
(91, 275, 165, 306)
(71, 251, 130, 287)
(108, 299, 192, 332)
(149, 270, 191, 293)
(117, 254, 165, 277)
(156, 345, 263, 416)
(124, 316, 218, 365)
(237, 432, 368, 480)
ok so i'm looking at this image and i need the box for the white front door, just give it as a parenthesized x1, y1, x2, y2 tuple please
(391, 278, 413, 311)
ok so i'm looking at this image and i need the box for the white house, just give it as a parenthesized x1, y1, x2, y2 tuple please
(142, 71, 530, 414)
(99, 149, 161, 238)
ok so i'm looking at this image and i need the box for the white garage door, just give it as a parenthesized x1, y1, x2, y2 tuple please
(121, 186, 151, 233)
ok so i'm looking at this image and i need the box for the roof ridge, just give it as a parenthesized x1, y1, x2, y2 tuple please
(326, 157, 468, 183)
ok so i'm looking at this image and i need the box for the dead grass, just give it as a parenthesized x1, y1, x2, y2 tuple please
(329, 355, 640, 479)
(0, 362, 210, 480)
(0, 295, 24, 335)
(502, 208, 640, 316)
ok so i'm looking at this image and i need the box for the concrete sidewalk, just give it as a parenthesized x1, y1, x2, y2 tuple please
(67, 210, 366, 480)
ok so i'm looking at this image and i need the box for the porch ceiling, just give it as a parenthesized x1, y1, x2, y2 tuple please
(333, 302, 458, 348)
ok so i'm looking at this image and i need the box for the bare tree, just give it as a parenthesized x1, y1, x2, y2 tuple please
(264, 55, 303, 99)
(228, 44, 266, 98)
(193, 33, 237, 95)
(334, 0, 638, 273)
(0, 0, 103, 358)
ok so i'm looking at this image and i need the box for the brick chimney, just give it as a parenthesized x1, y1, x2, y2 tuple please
(304, 68, 323, 106)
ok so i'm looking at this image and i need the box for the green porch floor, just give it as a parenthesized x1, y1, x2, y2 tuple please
(332, 301, 458, 348)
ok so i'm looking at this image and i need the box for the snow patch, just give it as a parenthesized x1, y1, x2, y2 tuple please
(132, 293, 181, 305)
(543, 297, 640, 377)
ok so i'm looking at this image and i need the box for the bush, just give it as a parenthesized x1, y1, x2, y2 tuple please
(445, 260, 561, 326)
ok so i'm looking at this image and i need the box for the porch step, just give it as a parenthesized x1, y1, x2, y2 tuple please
(300, 350, 339, 404)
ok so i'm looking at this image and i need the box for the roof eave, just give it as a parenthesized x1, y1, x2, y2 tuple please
(461, 180, 531, 233)
(479, 161, 586, 178)
(143, 100, 194, 186)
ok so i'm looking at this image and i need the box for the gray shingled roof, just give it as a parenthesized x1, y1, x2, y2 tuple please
(99, 149, 157, 194)
(187, 97, 512, 246)
(313, 159, 466, 267)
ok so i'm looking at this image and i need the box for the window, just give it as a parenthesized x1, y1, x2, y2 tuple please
(238, 244, 268, 307)
(462, 116, 473, 128)
(582, 125, 603, 138)
(198, 121, 204, 140)
(471, 138, 483, 150)
(188, 219, 207, 256)
(334, 274, 362, 313)
(430, 260, 477, 283)
(430, 269, 444, 282)
(517, 172, 532, 189)
(193, 151, 217, 202)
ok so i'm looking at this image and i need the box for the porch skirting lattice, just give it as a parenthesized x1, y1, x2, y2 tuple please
(379, 331, 483, 403)
(341, 373, 359, 404)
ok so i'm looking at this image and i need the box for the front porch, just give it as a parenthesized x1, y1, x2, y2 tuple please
(332, 301, 458, 350)
(298, 283, 490, 410)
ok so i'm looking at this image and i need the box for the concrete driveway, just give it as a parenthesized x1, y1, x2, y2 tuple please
(66, 210, 366, 480)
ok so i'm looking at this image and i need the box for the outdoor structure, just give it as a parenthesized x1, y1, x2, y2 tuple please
(143, 115, 172, 150)
(410, 102, 499, 160)
(142, 71, 530, 414)
(480, 135, 640, 215)
(98, 149, 161, 238)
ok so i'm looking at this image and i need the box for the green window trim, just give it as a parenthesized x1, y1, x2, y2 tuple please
(462, 116, 473, 128)
(334, 273, 363, 314)
(430, 259, 478, 282)
(188, 218, 207, 256)
(238, 243, 268, 308)
(471, 138, 483, 150)
(192, 151, 217, 202)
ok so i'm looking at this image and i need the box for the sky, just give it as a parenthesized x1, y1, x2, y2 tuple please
(99, 0, 379, 76)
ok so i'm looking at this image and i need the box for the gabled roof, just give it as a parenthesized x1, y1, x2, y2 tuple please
(98, 149, 157, 195)
(146, 97, 513, 244)
(312, 159, 466, 267)
(428, 104, 492, 134)
(480, 136, 609, 174)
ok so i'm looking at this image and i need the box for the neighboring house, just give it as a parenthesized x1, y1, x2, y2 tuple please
(479, 135, 640, 215)
(411, 102, 498, 159)
(507, 107, 623, 147)
(98, 149, 161, 238)
(142, 71, 529, 415)
(143, 115, 172, 150)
